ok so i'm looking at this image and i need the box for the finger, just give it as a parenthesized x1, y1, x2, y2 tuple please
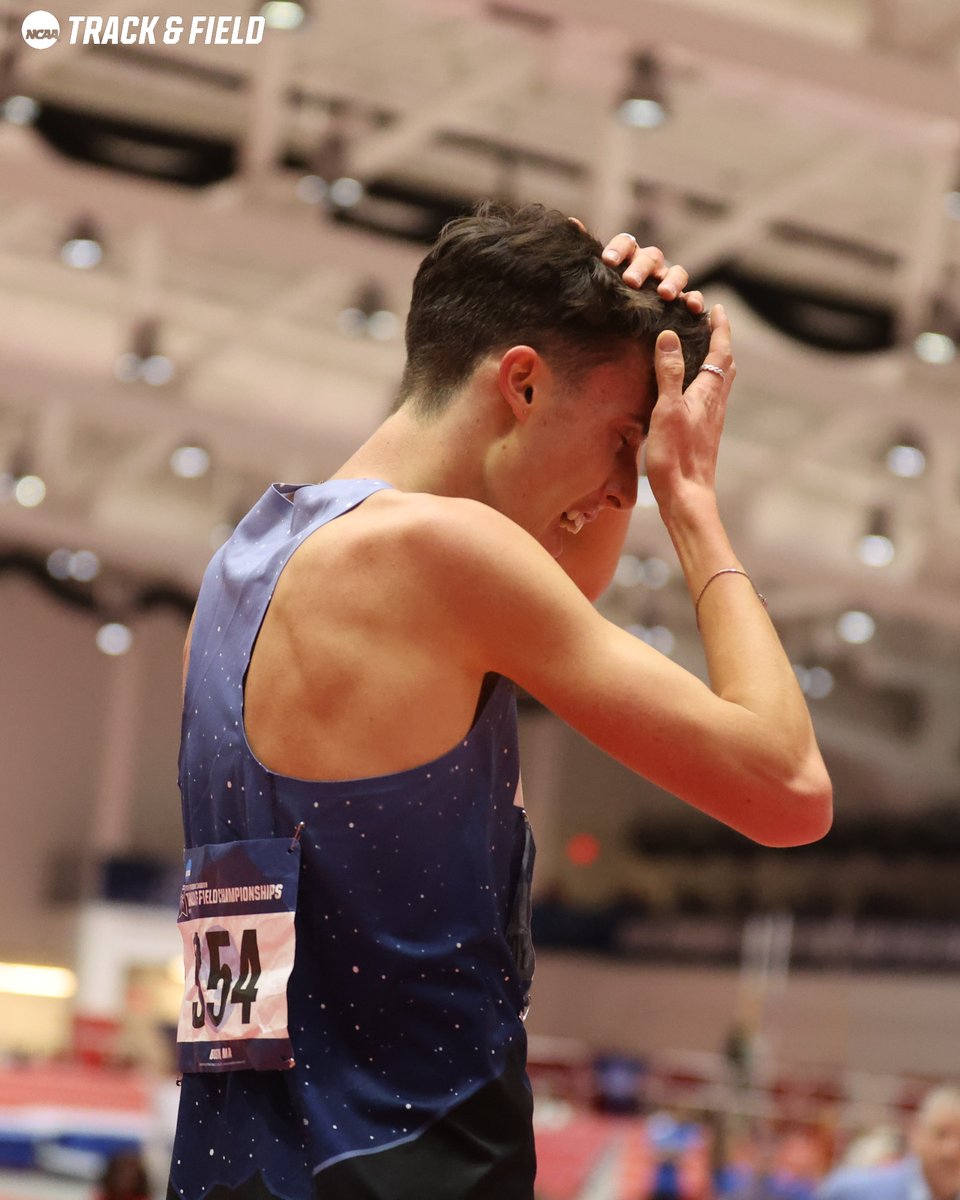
(707, 303, 734, 365)
(654, 329, 685, 399)
(601, 232, 639, 267)
(679, 289, 704, 313)
(690, 305, 735, 388)
(568, 216, 587, 233)
(656, 264, 690, 301)
(622, 244, 667, 287)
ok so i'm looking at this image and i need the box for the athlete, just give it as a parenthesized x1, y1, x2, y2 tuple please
(168, 204, 832, 1200)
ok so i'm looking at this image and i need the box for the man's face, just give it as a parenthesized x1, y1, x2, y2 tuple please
(506, 344, 654, 558)
(914, 1100, 960, 1200)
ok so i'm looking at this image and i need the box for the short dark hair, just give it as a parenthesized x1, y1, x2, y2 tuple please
(395, 201, 710, 416)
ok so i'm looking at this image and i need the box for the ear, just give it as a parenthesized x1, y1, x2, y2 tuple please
(497, 345, 542, 423)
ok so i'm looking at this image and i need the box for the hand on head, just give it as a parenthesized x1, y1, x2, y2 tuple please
(644, 303, 736, 517)
(572, 219, 704, 311)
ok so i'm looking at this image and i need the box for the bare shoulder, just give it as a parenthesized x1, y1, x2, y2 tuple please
(376, 491, 586, 616)
(295, 488, 551, 584)
(290, 487, 590, 670)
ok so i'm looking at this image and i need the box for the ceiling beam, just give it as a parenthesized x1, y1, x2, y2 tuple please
(430, 0, 960, 125)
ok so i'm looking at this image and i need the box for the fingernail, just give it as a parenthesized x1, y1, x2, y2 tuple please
(603, 249, 620, 263)
(659, 283, 677, 299)
(659, 331, 681, 353)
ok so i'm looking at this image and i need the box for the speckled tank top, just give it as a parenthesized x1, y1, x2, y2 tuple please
(168, 479, 537, 1200)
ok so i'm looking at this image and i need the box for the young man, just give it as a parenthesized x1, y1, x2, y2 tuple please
(168, 205, 832, 1200)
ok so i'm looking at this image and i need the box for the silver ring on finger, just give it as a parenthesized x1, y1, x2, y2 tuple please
(698, 363, 725, 380)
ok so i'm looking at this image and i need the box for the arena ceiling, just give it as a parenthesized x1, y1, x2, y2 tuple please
(1, 0, 959, 818)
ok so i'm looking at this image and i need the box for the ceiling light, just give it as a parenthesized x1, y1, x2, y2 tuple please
(857, 507, 894, 567)
(914, 331, 955, 365)
(885, 432, 926, 478)
(259, 0, 306, 30)
(615, 554, 643, 588)
(303, 127, 365, 212)
(805, 666, 834, 699)
(70, 550, 100, 581)
(61, 238, 102, 270)
(114, 352, 141, 383)
(336, 307, 367, 338)
(60, 216, 104, 270)
(641, 557, 670, 589)
(617, 53, 667, 129)
(837, 610, 875, 644)
(96, 622, 133, 656)
(140, 355, 175, 386)
(170, 445, 211, 478)
(328, 176, 364, 209)
(296, 175, 327, 205)
(367, 310, 400, 341)
(3, 96, 39, 126)
(793, 663, 834, 699)
(115, 318, 175, 385)
(644, 624, 675, 655)
(47, 549, 73, 580)
(337, 282, 397, 340)
(14, 474, 45, 507)
(618, 98, 666, 129)
(858, 533, 894, 567)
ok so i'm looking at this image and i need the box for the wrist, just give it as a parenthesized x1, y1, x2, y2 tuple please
(655, 482, 720, 530)
(659, 493, 741, 597)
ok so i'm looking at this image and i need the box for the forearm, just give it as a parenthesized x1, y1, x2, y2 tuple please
(663, 491, 830, 813)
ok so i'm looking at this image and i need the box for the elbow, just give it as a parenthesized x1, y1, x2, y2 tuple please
(751, 762, 833, 849)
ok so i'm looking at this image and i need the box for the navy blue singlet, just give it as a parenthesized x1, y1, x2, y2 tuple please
(168, 480, 537, 1200)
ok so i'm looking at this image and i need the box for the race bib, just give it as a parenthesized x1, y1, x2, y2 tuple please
(176, 835, 301, 1072)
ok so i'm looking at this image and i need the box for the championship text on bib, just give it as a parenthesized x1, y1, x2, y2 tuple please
(176, 837, 301, 1072)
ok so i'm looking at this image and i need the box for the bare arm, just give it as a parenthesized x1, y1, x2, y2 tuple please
(428, 501, 829, 847)
(645, 308, 821, 764)
(424, 307, 831, 847)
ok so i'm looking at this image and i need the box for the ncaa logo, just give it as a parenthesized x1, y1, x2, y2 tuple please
(21, 10, 60, 48)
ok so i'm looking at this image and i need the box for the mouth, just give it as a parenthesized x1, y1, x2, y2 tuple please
(559, 508, 599, 535)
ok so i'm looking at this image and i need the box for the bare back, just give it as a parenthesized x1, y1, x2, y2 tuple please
(184, 489, 487, 783)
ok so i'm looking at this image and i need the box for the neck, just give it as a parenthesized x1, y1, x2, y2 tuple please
(332, 386, 500, 504)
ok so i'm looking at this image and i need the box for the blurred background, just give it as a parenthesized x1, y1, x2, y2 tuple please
(1, 0, 960, 1196)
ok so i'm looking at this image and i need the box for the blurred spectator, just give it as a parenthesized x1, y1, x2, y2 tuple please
(839, 1125, 904, 1169)
(817, 1086, 960, 1200)
(724, 1020, 755, 1094)
(97, 1149, 151, 1200)
(720, 1123, 817, 1200)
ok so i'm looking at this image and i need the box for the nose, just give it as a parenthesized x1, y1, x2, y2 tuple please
(605, 449, 639, 511)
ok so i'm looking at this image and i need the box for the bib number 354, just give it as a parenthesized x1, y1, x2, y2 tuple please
(176, 835, 301, 1073)
(192, 927, 261, 1027)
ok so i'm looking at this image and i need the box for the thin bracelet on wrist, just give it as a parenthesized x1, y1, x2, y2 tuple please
(694, 568, 767, 629)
